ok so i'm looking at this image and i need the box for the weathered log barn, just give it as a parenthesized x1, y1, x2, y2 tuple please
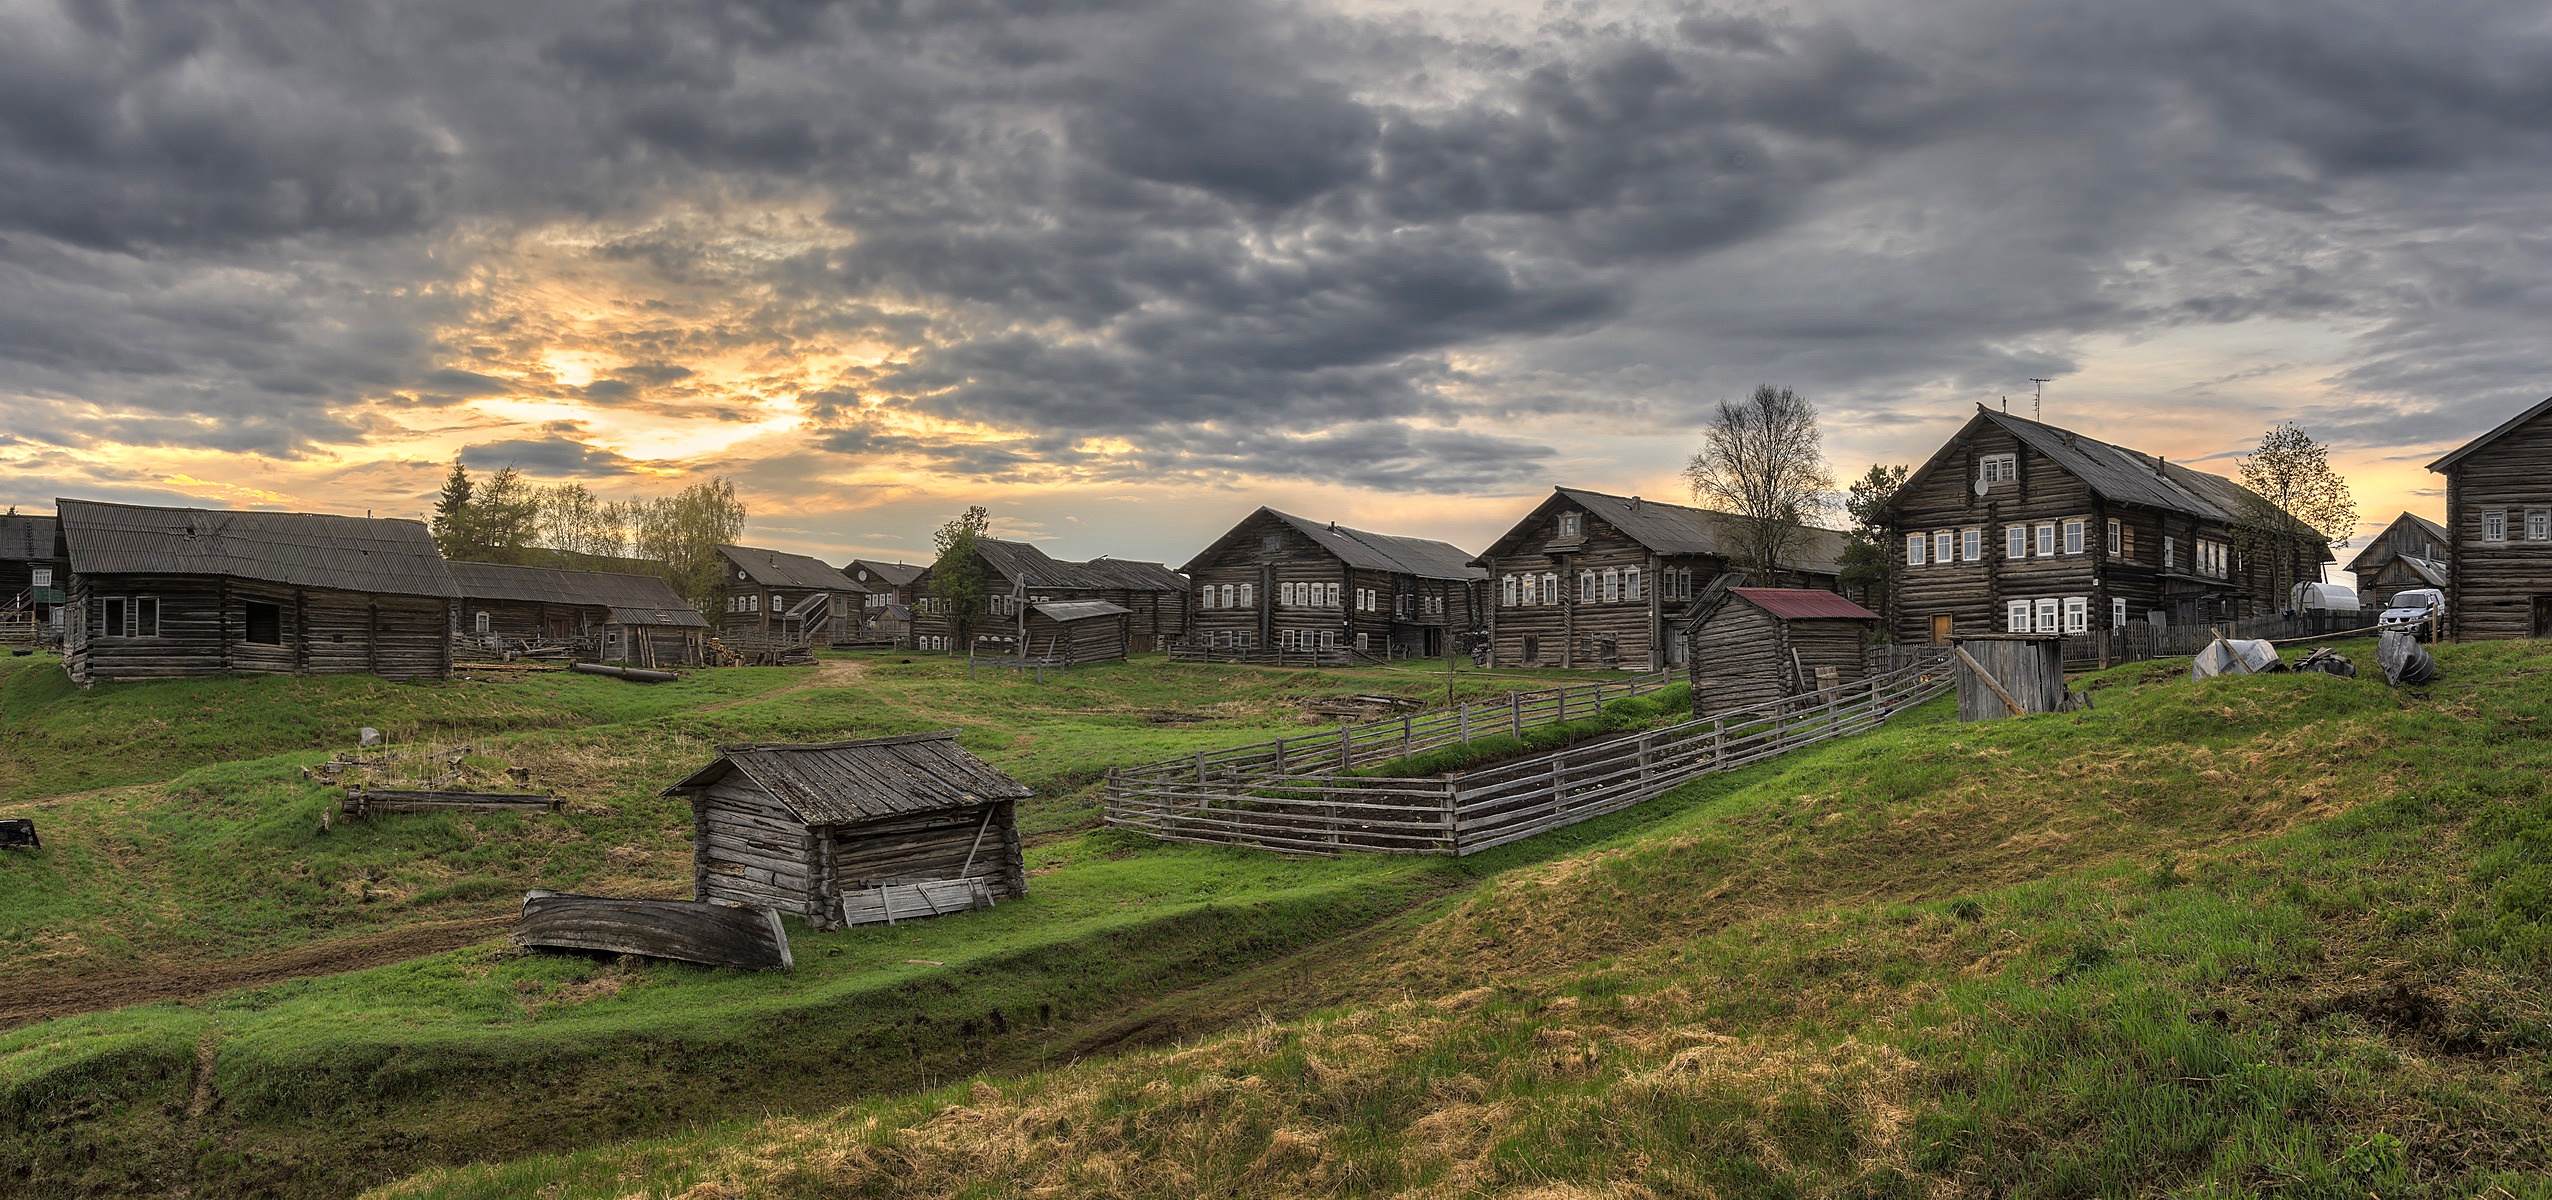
(2428, 396, 2552, 640)
(1180, 507, 1486, 660)
(448, 561, 710, 666)
(846, 559, 925, 644)
(717, 545, 863, 647)
(910, 539, 1187, 656)
(1880, 407, 2334, 645)
(665, 731, 1031, 930)
(1682, 585, 1882, 715)
(53, 498, 457, 685)
(2344, 512, 2448, 611)
(1, 513, 65, 636)
(1472, 487, 1846, 671)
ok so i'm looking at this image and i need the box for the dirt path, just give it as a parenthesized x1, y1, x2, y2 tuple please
(0, 912, 518, 1030)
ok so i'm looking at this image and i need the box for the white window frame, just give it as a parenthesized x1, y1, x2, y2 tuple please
(2063, 520, 2085, 556)
(2007, 600, 2032, 633)
(2484, 509, 2508, 543)
(474, 611, 491, 634)
(1980, 453, 2017, 485)
(1324, 583, 1340, 608)
(2006, 526, 2027, 559)
(1934, 531, 1954, 564)
(1355, 632, 1369, 650)
(2036, 523, 2057, 558)
(1541, 573, 1559, 605)
(1605, 569, 1622, 602)
(1907, 533, 1927, 567)
(1962, 529, 1981, 563)
(2063, 597, 2088, 634)
(2035, 598, 2060, 634)
(1624, 568, 1641, 600)
(1503, 575, 1519, 607)
(1239, 583, 1254, 608)
(1221, 584, 1236, 609)
(2112, 597, 2129, 629)
(2529, 508, 2550, 542)
(1319, 630, 1337, 650)
(2163, 536, 2176, 569)
(2106, 519, 2122, 556)
(29, 567, 50, 589)
(1559, 512, 1582, 538)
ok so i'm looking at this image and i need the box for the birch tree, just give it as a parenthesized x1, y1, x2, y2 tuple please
(1683, 385, 1837, 582)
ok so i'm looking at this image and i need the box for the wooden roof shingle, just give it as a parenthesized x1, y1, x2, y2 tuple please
(448, 561, 708, 627)
(663, 730, 1032, 825)
(56, 498, 458, 597)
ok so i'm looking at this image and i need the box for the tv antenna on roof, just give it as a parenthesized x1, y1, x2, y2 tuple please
(2028, 378, 2051, 420)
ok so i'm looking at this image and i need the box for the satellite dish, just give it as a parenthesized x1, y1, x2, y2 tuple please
(1974, 476, 1990, 497)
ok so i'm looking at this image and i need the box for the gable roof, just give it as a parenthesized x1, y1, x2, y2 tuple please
(1908, 409, 2329, 545)
(1031, 598, 1131, 622)
(2428, 395, 2552, 473)
(1727, 587, 1879, 621)
(1072, 556, 1190, 592)
(56, 498, 458, 597)
(960, 538, 1187, 593)
(719, 545, 860, 591)
(1478, 488, 1847, 575)
(847, 559, 925, 588)
(2344, 512, 2448, 576)
(1185, 508, 1484, 581)
(447, 561, 709, 627)
(0, 514, 57, 562)
(661, 730, 1032, 825)
(2399, 555, 2450, 588)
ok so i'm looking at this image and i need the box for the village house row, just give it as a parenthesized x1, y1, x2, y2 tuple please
(6, 395, 2550, 683)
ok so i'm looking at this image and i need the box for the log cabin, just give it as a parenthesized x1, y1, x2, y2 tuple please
(909, 539, 1187, 656)
(2428, 396, 2552, 640)
(2343, 512, 2448, 612)
(447, 561, 710, 666)
(1880, 407, 2334, 645)
(53, 498, 457, 685)
(664, 730, 1031, 931)
(1, 513, 65, 638)
(716, 545, 864, 647)
(1472, 487, 1846, 671)
(1681, 585, 1881, 715)
(1179, 507, 1486, 661)
(846, 559, 925, 644)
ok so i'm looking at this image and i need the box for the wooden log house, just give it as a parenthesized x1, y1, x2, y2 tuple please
(1681, 585, 1881, 715)
(53, 498, 456, 685)
(1881, 407, 2335, 645)
(2343, 512, 2448, 611)
(664, 731, 1032, 930)
(2428, 396, 2552, 640)
(909, 538, 1187, 657)
(846, 559, 924, 644)
(447, 561, 710, 666)
(1179, 507, 1486, 660)
(1, 512, 65, 637)
(716, 545, 863, 647)
(1472, 487, 1846, 671)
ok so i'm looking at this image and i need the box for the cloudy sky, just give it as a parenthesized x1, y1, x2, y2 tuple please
(3, 0, 2546, 569)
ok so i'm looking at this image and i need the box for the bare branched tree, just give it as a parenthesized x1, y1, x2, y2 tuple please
(2237, 423, 2356, 606)
(1683, 385, 1837, 582)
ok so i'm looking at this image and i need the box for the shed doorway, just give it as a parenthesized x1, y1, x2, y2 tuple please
(2534, 595, 2552, 639)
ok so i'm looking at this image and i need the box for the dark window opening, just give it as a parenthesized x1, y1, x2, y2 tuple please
(244, 602, 282, 645)
(1521, 635, 1539, 664)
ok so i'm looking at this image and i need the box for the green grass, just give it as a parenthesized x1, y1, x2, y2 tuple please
(364, 639, 2552, 1200)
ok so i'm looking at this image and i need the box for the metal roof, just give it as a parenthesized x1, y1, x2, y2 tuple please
(1031, 598, 1131, 622)
(719, 545, 861, 591)
(1184, 508, 1483, 581)
(662, 730, 1033, 826)
(1479, 488, 1846, 575)
(1727, 587, 1879, 621)
(56, 498, 458, 597)
(448, 561, 708, 626)
(2428, 395, 2552, 473)
(0, 515, 58, 562)
(847, 559, 925, 588)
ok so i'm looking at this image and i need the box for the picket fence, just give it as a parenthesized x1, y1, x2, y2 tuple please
(1105, 656, 1952, 857)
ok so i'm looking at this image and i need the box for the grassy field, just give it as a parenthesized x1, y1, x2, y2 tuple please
(368, 640, 2552, 1200)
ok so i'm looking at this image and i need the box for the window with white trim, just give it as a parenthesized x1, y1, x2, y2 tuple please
(2106, 520, 2122, 556)
(1604, 569, 1621, 602)
(1907, 533, 1927, 566)
(2529, 508, 2550, 541)
(1239, 583, 1254, 607)
(1624, 568, 1641, 600)
(2035, 598, 2060, 634)
(29, 567, 50, 589)
(1520, 575, 1537, 605)
(1355, 632, 1369, 650)
(1542, 573, 1559, 604)
(474, 611, 491, 634)
(1980, 453, 2017, 485)
(1319, 630, 1337, 650)
(2036, 523, 2057, 557)
(1221, 584, 1236, 609)
(2063, 520, 2085, 555)
(2163, 536, 2177, 569)
(2007, 525, 2028, 559)
(1579, 572, 1596, 603)
(2062, 596, 2088, 634)
(1934, 531, 1954, 564)
(1962, 529, 1982, 562)
(1325, 583, 1341, 608)
(2483, 509, 2508, 541)
(1558, 512, 1582, 538)
(2112, 597, 2129, 629)
(2007, 600, 2032, 632)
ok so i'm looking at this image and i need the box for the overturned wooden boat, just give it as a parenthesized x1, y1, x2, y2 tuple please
(512, 890, 793, 971)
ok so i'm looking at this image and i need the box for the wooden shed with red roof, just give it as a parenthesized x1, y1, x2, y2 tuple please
(1681, 584, 1883, 716)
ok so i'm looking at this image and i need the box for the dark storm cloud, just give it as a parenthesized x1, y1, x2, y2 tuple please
(5, 0, 2552, 484)
(460, 436, 639, 475)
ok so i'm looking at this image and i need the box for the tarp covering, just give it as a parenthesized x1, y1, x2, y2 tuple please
(2377, 631, 2438, 687)
(2191, 637, 2283, 680)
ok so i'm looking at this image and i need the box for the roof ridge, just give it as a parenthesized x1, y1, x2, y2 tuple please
(713, 729, 964, 753)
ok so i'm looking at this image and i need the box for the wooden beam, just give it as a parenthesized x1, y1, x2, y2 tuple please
(1952, 644, 2028, 718)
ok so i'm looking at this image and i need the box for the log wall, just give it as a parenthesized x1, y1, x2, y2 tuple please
(65, 573, 450, 685)
(2442, 408, 2552, 641)
(692, 780, 818, 920)
(1479, 499, 1715, 671)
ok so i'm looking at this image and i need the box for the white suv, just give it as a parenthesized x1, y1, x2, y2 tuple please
(2379, 588, 2445, 637)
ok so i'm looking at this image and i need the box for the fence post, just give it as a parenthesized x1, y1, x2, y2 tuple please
(1339, 722, 1353, 771)
(1274, 738, 1287, 773)
(1458, 702, 1470, 744)
(1196, 749, 1207, 786)
(1403, 713, 1414, 757)
(1444, 778, 1462, 855)
(1510, 692, 1523, 738)
(1712, 717, 1726, 772)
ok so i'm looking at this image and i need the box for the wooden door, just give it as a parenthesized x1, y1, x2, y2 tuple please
(1929, 614, 1953, 644)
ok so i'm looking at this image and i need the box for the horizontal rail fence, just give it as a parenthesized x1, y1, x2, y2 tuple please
(2061, 610, 2381, 666)
(1114, 671, 1675, 790)
(1106, 659, 1951, 857)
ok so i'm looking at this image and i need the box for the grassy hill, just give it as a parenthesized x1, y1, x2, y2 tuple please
(366, 642, 2552, 1200)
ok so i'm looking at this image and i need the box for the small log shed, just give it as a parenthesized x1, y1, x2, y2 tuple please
(663, 730, 1031, 930)
(1682, 585, 1882, 716)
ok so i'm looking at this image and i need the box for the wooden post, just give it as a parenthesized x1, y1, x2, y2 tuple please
(1953, 645, 2028, 718)
(1196, 749, 1208, 785)
(1403, 714, 1414, 757)
(1339, 721, 1353, 771)
(1510, 692, 1523, 738)
(1458, 702, 1470, 744)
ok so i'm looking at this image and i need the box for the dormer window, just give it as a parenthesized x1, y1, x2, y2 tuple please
(1980, 454, 2018, 486)
(1558, 512, 1582, 538)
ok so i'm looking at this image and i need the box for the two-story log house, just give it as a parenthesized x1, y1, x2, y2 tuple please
(716, 545, 863, 647)
(1882, 407, 2333, 644)
(2428, 396, 2552, 640)
(1179, 507, 1485, 660)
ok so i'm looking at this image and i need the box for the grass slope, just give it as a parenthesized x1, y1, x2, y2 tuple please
(375, 641, 2552, 1200)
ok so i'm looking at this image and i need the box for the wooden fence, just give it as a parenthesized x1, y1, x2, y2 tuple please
(2058, 611, 2378, 666)
(1111, 670, 1676, 789)
(1105, 658, 1951, 857)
